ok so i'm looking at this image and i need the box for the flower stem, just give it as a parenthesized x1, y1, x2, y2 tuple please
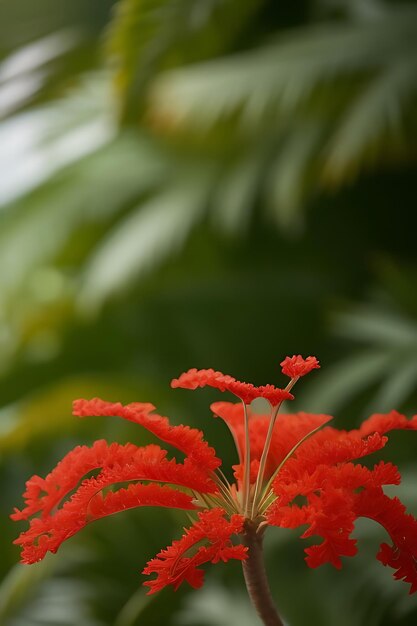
(242, 521, 284, 626)
(242, 401, 251, 516)
(250, 378, 298, 518)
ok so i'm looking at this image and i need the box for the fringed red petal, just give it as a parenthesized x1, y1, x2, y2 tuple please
(172, 369, 293, 406)
(273, 430, 387, 487)
(302, 489, 358, 569)
(11, 440, 138, 521)
(270, 410, 417, 493)
(73, 398, 221, 472)
(267, 457, 417, 592)
(355, 489, 417, 594)
(142, 508, 246, 594)
(15, 480, 196, 565)
(271, 460, 401, 507)
(171, 369, 235, 391)
(232, 459, 260, 484)
(357, 410, 417, 437)
(280, 355, 320, 378)
(258, 385, 295, 406)
(267, 489, 358, 569)
(12, 441, 215, 524)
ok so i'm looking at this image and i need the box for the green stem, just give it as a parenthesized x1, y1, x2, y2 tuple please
(258, 420, 327, 513)
(251, 378, 298, 517)
(242, 401, 251, 516)
(250, 403, 279, 517)
(242, 521, 284, 626)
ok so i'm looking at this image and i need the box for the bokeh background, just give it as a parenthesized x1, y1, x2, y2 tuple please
(1, 0, 417, 624)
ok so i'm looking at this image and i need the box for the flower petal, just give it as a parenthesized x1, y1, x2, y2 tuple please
(280, 355, 320, 378)
(355, 489, 417, 593)
(268, 488, 358, 569)
(14, 482, 195, 564)
(268, 459, 417, 593)
(172, 369, 293, 406)
(357, 411, 417, 437)
(274, 430, 387, 485)
(12, 441, 215, 523)
(73, 398, 221, 471)
(143, 508, 246, 594)
(271, 460, 401, 507)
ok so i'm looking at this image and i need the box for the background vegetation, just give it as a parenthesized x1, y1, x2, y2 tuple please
(1, 0, 417, 624)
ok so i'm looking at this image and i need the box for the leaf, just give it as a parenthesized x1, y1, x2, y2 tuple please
(176, 583, 254, 626)
(324, 54, 417, 183)
(0, 74, 113, 207)
(108, 0, 264, 121)
(266, 123, 324, 231)
(0, 375, 141, 453)
(366, 358, 417, 413)
(79, 171, 214, 309)
(147, 6, 417, 192)
(150, 9, 417, 127)
(0, 552, 101, 626)
(212, 144, 269, 234)
(0, 131, 167, 312)
(0, 30, 82, 119)
(114, 588, 155, 626)
(304, 303, 417, 414)
(0, 561, 54, 623)
(300, 351, 393, 414)
(335, 308, 417, 348)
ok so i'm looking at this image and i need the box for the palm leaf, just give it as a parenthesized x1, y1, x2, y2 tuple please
(336, 308, 417, 348)
(300, 351, 393, 414)
(147, 6, 417, 186)
(108, 0, 264, 121)
(323, 54, 417, 183)
(0, 556, 101, 626)
(79, 169, 214, 309)
(265, 122, 325, 230)
(0, 375, 143, 453)
(304, 305, 417, 414)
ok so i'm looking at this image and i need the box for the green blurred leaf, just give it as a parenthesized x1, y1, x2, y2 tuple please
(301, 351, 393, 414)
(80, 170, 214, 309)
(108, 0, 264, 121)
(0, 375, 140, 453)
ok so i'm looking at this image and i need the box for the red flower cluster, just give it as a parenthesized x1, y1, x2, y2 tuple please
(12, 356, 417, 596)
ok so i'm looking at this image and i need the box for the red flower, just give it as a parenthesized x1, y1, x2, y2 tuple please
(280, 355, 320, 378)
(13, 356, 417, 597)
(143, 509, 247, 593)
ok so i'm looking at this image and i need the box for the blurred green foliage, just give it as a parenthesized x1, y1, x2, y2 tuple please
(1, 0, 417, 624)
